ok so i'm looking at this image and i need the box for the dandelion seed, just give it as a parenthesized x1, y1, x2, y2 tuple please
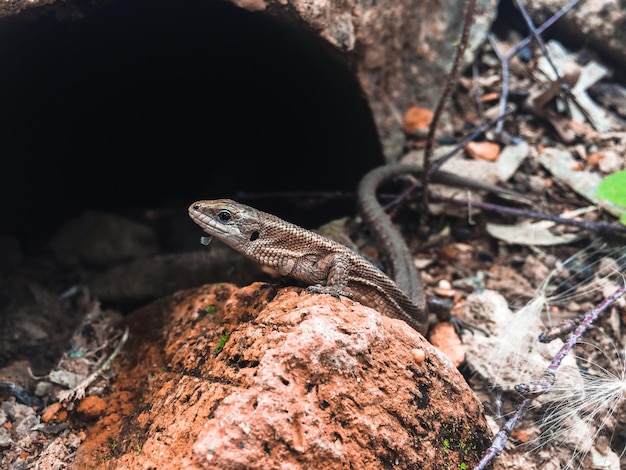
(468, 242, 626, 469)
(525, 336, 626, 469)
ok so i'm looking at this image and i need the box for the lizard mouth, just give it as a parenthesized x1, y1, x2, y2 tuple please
(188, 201, 245, 242)
(189, 209, 232, 238)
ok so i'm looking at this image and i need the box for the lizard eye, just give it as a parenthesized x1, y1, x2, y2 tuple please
(217, 210, 232, 222)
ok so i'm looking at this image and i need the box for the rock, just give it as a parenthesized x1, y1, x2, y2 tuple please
(428, 321, 465, 367)
(0, 276, 109, 377)
(88, 246, 268, 310)
(525, 0, 626, 68)
(76, 396, 106, 421)
(465, 141, 501, 162)
(0, 426, 12, 449)
(49, 211, 159, 268)
(73, 282, 492, 469)
(41, 402, 63, 423)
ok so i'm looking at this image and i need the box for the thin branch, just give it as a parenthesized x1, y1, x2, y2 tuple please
(431, 192, 626, 235)
(421, 0, 477, 215)
(473, 398, 532, 470)
(492, 0, 581, 137)
(57, 327, 130, 403)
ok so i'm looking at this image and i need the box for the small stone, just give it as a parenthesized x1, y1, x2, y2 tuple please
(41, 403, 63, 423)
(402, 106, 433, 134)
(34, 381, 54, 397)
(511, 428, 532, 443)
(15, 414, 39, 435)
(586, 151, 604, 166)
(76, 396, 107, 421)
(571, 160, 585, 171)
(412, 348, 426, 363)
(480, 92, 500, 102)
(465, 141, 500, 161)
(433, 287, 456, 298)
(428, 322, 464, 367)
(0, 427, 12, 448)
(598, 149, 623, 173)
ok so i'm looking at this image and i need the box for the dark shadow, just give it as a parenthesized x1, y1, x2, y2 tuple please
(0, 0, 384, 242)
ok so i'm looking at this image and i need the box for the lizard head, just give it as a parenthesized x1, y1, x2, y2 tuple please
(188, 199, 261, 248)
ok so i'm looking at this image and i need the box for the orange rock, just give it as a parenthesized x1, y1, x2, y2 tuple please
(428, 321, 465, 367)
(41, 402, 63, 423)
(511, 429, 532, 443)
(587, 151, 604, 165)
(480, 92, 500, 102)
(76, 396, 107, 421)
(73, 282, 491, 469)
(402, 106, 433, 134)
(57, 409, 68, 422)
(465, 141, 500, 161)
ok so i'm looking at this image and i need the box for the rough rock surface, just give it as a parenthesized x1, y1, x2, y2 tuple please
(72, 282, 492, 469)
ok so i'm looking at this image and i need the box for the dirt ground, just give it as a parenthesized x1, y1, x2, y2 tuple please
(1, 25, 626, 470)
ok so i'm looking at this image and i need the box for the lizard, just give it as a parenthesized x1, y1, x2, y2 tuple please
(188, 163, 519, 336)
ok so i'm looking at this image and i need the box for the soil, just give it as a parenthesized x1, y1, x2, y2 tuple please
(1, 28, 626, 470)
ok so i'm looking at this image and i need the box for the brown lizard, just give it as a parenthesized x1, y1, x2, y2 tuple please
(188, 197, 429, 333)
(188, 164, 518, 335)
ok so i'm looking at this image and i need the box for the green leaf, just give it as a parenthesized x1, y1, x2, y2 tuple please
(595, 170, 626, 225)
(596, 170, 626, 207)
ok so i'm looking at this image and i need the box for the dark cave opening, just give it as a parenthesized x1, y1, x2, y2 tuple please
(0, 0, 384, 245)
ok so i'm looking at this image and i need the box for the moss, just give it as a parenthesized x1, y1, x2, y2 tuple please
(213, 332, 230, 355)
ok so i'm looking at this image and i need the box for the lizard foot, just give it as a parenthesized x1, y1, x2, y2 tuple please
(307, 284, 355, 300)
(428, 296, 489, 339)
(450, 316, 490, 339)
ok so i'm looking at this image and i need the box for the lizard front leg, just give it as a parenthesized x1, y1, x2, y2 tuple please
(306, 252, 355, 300)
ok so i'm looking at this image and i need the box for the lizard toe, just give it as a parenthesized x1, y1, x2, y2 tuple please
(307, 285, 354, 300)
